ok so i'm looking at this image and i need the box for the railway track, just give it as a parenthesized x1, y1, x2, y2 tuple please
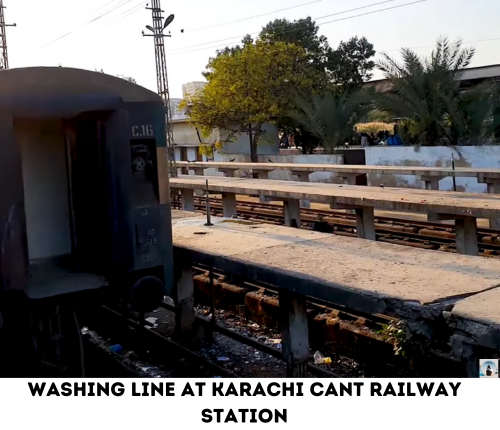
(173, 196, 500, 257)
(87, 263, 457, 378)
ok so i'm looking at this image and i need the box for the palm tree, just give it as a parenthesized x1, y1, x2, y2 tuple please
(372, 37, 498, 145)
(288, 92, 364, 150)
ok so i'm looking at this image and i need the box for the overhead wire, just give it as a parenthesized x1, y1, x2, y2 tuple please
(167, 0, 428, 56)
(107, 1, 148, 26)
(186, 0, 329, 33)
(40, 0, 142, 48)
(168, 0, 400, 53)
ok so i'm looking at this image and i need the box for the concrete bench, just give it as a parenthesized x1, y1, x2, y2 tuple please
(176, 161, 500, 228)
(170, 175, 500, 256)
(170, 211, 500, 376)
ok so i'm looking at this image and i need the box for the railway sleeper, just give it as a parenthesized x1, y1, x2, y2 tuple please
(191, 271, 405, 368)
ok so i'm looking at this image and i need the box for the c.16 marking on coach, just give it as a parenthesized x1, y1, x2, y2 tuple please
(132, 124, 154, 138)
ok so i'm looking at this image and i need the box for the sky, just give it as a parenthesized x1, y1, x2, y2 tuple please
(5, 0, 500, 98)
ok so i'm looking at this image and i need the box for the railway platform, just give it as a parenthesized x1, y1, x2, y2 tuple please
(176, 161, 500, 187)
(170, 175, 500, 256)
(171, 210, 500, 377)
(176, 161, 500, 228)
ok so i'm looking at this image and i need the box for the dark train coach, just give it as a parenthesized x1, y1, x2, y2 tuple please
(0, 67, 174, 375)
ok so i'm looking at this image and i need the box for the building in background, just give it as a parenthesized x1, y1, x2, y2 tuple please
(172, 81, 279, 167)
(170, 98, 187, 120)
(182, 81, 207, 98)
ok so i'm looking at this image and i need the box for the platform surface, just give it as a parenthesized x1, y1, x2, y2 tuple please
(172, 211, 500, 317)
(170, 175, 500, 219)
(451, 287, 500, 328)
(176, 161, 500, 179)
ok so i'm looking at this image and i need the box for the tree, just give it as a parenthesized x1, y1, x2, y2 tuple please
(183, 40, 327, 162)
(372, 37, 499, 145)
(216, 17, 376, 93)
(256, 18, 376, 149)
(328, 36, 375, 93)
(287, 93, 366, 150)
(260, 17, 331, 74)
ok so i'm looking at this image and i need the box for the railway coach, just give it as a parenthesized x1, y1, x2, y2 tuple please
(0, 67, 174, 376)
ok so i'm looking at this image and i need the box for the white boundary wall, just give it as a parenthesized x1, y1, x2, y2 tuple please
(365, 145, 500, 192)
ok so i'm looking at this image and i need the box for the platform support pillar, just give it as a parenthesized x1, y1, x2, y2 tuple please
(455, 216, 478, 256)
(337, 174, 363, 214)
(341, 174, 356, 185)
(355, 207, 376, 240)
(279, 289, 309, 378)
(181, 189, 195, 212)
(338, 173, 367, 186)
(417, 175, 443, 221)
(218, 168, 238, 178)
(255, 170, 269, 203)
(193, 168, 204, 176)
(192, 169, 205, 196)
(291, 171, 311, 208)
(284, 199, 301, 229)
(478, 177, 500, 229)
(416, 175, 442, 191)
(172, 251, 195, 342)
(222, 193, 237, 218)
(255, 171, 268, 179)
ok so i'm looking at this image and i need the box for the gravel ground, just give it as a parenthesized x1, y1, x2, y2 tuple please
(85, 300, 366, 378)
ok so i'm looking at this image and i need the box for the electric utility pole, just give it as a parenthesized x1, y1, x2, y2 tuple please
(0, 0, 16, 70)
(143, 1, 177, 178)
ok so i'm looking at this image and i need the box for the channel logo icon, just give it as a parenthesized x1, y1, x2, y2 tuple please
(479, 359, 498, 378)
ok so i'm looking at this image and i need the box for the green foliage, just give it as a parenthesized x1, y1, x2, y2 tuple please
(260, 17, 331, 75)
(215, 17, 376, 94)
(256, 18, 376, 142)
(372, 37, 500, 145)
(328, 36, 376, 93)
(378, 320, 431, 368)
(184, 40, 327, 161)
(287, 92, 366, 150)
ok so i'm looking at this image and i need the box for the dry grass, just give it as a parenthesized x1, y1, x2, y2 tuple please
(356, 122, 393, 135)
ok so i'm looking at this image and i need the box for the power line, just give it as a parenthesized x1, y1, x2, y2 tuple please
(168, 0, 400, 54)
(107, 1, 148, 26)
(91, 0, 124, 15)
(167, 0, 427, 56)
(186, 0, 328, 33)
(40, 0, 141, 48)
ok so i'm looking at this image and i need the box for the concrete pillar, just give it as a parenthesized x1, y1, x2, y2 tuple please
(417, 175, 442, 191)
(193, 168, 204, 176)
(222, 193, 237, 218)
(181, 189, 195, 212)
(486, 181, 500, 229)
(341, 175, 357, 185)
(355, 207, 376, 240)
(279, 289, 309, 378)
(462, 342, 479, 378)
(284, 199, 301, 228)
(487, 181, 500, 194)
(193, 169, 205, 197)
(218, 168, 238, 177)
(455, 216, 478, 256)
(172, 251, 195, 342)
(254, 170, 269, 179)
(339, 174, 360, 214)
(255, 171, 269, 203)
(417, 176, 443, 222)
(291, 171, 311, 209)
